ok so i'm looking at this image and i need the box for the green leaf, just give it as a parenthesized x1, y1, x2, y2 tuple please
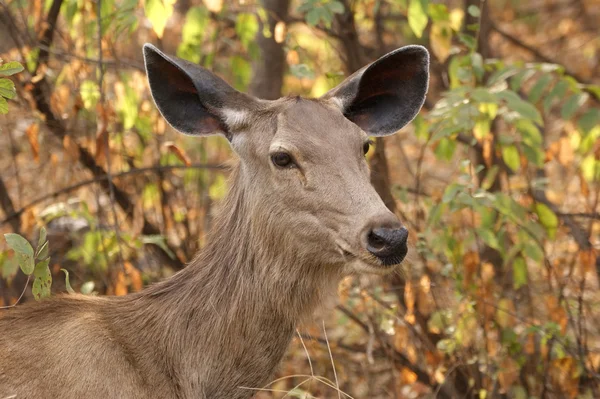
(523, 241, 544, 263)
(144, 0, 174, 38)
(231, 56, 251, 91)
(80, 80, 100, 110)
(140, 235, 175, 259)
(305, 8, 320, 26)
(328, 1, 345, 14)
(408, 0, 428, 38)
(481, 165, 499, 190)
(516, 119, 542, 146)
(473, 117, 491, 140)
(522, 143, 544, 167)
(33, 258, 52, 300)
(561, 93, 589, 120)
(5, 233, 34, 256)
(0, 61, 24, 77)
(36, 241, 49, 261)
(290, 64, 314, 79)
(37, 227, 47, 250)
(235, 13, 258, 49)
(577, 108, 600, 133)
(471, 53, 484, 81)
(543, 79, 568, 112)
(177, 7, 209, 63)
(586, 84, 600, 101)
(527, 74, 552, 104)
(434, 137, 456, 161)
(487, 66, 519, 86)
(80, 281, 95, 295)
(502, 145, 520, 172)
(457, 33, 476, 51)
(61, 269, 76, 294)
(33, 258, 50, 278)
(510, 69, 535, 91)
(0, 78, 16, 99)
(182, 7, 208, 43)
(497, 90, 543, 125)
(513, 256, 528, 289)
(17, 253, 35, 275)
(478, 228, 500, 251)
(428, 3, 449, 22)
(534, 203, 558, 238)
(580, 155, 600, 182)
(0, 95, 8, 114)
(467, 4, 480, 17)
(442, 183, 462, 203)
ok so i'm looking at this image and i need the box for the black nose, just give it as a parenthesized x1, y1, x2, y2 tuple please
(367, 227, 408, 266)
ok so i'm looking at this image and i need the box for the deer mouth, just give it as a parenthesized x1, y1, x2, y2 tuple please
(338, 243, 402, 271)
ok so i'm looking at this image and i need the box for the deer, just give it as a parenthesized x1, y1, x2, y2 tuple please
(0, 43, 429, 398)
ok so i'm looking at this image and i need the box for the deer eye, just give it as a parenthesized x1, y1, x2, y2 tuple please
(271, 152, 294, 168)
(363, 140, 372, 156)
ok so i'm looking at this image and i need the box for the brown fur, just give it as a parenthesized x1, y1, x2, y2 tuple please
(0, 42, 429, 397)
(0, 99, 398, 399)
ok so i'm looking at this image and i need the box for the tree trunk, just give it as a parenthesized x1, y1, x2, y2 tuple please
(248, 0, 290, 100)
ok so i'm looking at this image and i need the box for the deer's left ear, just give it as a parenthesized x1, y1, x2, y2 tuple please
(322, 45, 429, 136)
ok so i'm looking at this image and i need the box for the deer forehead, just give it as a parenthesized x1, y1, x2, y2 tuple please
(272, 99, 366, 156)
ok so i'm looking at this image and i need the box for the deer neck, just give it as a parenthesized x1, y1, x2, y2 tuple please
(115, 167, 340, 398)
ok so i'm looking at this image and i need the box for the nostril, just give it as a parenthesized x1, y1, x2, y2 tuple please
(366, 227, 409, 264)
(367, 231, 386, 251)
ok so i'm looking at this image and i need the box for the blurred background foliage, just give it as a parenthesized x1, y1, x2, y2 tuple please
(0, 0, 599, 397)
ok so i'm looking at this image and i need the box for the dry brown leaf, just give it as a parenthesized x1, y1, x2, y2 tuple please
(482, 136, 493, 167)
(498, 357, 519, 393)
(399, 367, 418, 385)
(163, 142, 191, 166)
(62, 135, 80, 161)
(124, 261, 143, 293)
(393, 324, 409, 353)
(525, 332, 536, 355)
(463, 251, 480, 287)
(25, 123, 40, 163)
(404, 281, 415, 324)
(481, 262, 495, 285)
(95, 129, 108, 164)
(579, 249, 596, 274)
(550, 357, 579, 398)
(579, 172, 590, 197)
(557, 137, 574, 166)
(286, 50, 299, 65)
(112, 270, 128, 296)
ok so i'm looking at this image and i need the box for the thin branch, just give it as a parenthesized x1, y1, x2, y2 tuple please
(491, 22, 598, 98)
(0, 275, 30, 309)
(34, 44, 144, 71)
(0, 163, 227, 227)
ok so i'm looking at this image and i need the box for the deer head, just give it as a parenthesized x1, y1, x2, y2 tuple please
(143, 44, 429, 275)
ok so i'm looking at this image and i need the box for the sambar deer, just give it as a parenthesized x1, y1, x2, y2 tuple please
(0, 43, 428, 398)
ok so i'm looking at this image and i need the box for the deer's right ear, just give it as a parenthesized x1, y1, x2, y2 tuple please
(143, 44, 257, 138)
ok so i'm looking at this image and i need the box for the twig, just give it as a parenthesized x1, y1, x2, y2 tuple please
(35, 43, 144, 71)
(0, 163, 227, 227)
(491, 21, 599, 102)
(0, 275, 30, 309)
(322, 320, 341, 399)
